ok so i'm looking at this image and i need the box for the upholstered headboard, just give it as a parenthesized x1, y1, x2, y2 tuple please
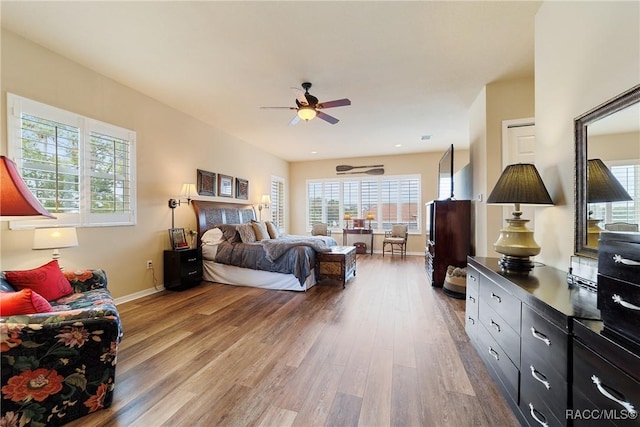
(191, 200, 256, 241)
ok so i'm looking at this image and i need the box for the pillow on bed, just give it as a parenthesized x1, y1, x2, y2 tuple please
(251, 221, 270, 241)
(216, 224, 241, 243)
(265, 221, 280, 239)
(237, 223, 257, 243)
(202, 228, 224, 245)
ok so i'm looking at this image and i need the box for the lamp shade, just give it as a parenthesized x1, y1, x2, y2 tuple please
(260, 194, 271, 205)
(366, 214, 375, 220)
(297, 107, 316, 121)
(0, 155, 55, 220)
(487, 164, 553, 206)
(587, 159, 632, 203)
(33, 227, 79, 250)
(180, 183, 197, 199)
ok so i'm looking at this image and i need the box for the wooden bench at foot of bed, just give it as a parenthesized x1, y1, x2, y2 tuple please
(316, 246, 356, 288)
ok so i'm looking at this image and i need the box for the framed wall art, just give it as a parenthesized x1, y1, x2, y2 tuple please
(236, 178, 249, 200)
(218, 174, 233, 198)
(168, 228, 189, 250)
(197, 169, 216, 196)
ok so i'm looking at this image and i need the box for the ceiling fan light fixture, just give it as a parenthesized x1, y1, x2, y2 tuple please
(297, 107, 316, 121)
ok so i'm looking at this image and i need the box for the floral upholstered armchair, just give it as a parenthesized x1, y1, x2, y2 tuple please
(1, 267, 122, 426)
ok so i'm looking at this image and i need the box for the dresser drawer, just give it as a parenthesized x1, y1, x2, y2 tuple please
(572, 388, 619, 426)
(479, 299, 520, 367)
(598, 239, 640, 285)
(597, 274, 640, 346)
(521, 358, 568, 424)
(573, 340, 640, 424)
(521, 303, 569, 380)
(520, 377, 565, 427)
(477, 322, 519, 404)
(481, 275, 521, 333)
(465, 268, 480, 341)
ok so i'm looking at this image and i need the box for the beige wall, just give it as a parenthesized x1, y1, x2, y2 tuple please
(289, 150, 470, 255)
(534, 1, 639, 269)
(469, 77, 535, 257)
(1, 30, 289, 298)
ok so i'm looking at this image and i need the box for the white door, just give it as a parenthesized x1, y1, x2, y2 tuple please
(502, 119, 536, 227)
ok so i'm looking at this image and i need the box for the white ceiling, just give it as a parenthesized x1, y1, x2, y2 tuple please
(1, 1, 542, 162)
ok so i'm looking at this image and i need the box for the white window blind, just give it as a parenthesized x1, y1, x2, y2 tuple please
(306, 175, 420, 233)
(7, 93, 136, 228)
(270, 176, 285, 231)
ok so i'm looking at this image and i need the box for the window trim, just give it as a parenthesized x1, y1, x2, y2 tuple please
(7, 93, 137, 229)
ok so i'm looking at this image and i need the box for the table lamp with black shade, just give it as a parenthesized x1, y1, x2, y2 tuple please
(487, 163, 554, 274)
(586, 159, 632, 246)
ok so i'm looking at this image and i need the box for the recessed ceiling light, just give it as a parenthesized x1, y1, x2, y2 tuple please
(395, 144, 402, 147)
(421, 135, 432, 141)
(311, 151, 318, 154)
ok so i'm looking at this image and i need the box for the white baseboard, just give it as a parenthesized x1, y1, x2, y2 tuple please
(114, 285, 164, 305)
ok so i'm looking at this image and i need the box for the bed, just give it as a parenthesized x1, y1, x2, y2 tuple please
(192, 200, 337, 291)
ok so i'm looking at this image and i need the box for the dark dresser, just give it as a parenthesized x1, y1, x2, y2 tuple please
(466, 257, 601, 426)
(570, 231, 640, 426)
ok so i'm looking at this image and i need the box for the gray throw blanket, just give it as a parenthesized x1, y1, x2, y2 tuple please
(261, 236, 332, 261)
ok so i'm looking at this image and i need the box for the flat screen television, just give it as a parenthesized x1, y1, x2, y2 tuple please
(438, 144, 454, 200)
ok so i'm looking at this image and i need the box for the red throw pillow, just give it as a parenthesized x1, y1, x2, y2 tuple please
(5, 260, 73, 301)
(0, 289, 53, 315)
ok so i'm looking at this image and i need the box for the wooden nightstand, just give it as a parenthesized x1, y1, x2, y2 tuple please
(163, 247, 202, 290)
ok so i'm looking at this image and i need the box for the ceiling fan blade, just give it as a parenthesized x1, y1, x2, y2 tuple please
(316, 110, 339, 124)
(317, 98, 351, 109)
(337, 168, 385, 176)
(291, 87, 308, 106)
(288, 114, 301, 126)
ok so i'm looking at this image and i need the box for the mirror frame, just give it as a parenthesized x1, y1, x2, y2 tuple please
(575, 84, 640, 258)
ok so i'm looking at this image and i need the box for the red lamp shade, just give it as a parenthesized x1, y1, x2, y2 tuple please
(0, 155, 55, 220)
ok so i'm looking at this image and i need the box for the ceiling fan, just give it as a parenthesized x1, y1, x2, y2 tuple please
(261, 82, 351, 125)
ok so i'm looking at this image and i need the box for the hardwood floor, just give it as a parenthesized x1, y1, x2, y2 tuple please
(69, 255, 519, 427)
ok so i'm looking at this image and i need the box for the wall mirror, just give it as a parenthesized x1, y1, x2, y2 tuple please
(575, 84, 640, 258)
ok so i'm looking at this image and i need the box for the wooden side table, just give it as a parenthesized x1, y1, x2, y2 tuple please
(342, 228, 374, 255)
(163, 247, 203, 290)
(316, 246, 357, 288)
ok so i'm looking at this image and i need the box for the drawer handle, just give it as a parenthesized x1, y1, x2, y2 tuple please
(488, 347, 499, 361)
(613, 254, 640, 266)
(591, 375, 637, 416)
(530, 327, 551, 346)
(187, 271, 199, 276)
(490, 292, 502, 303)
(530, 365, 551, 390)
(490, 319, 501, 333)
(468, 295, 476, 303)
(467, 316, 475, 325)
(612, 294, 640, 311)
(187, 257, 197, 262)
(528, 403, 549, 427)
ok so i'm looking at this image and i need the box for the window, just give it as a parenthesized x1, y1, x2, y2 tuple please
(306, 175, 421, 233)
(7, 93, 136, 229)
(270, 176, 285, 232)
